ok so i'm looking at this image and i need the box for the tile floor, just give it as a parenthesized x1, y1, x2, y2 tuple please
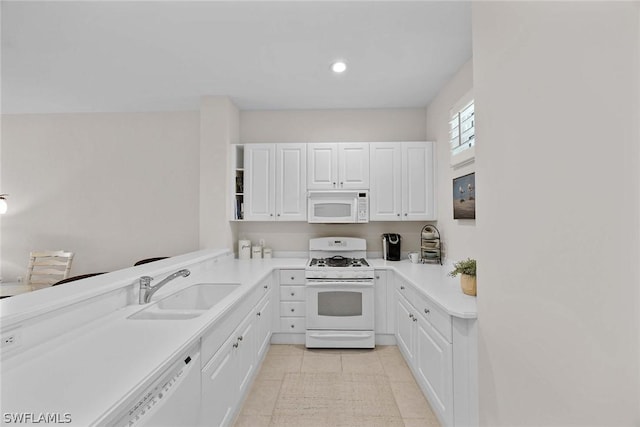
(233, 345, 441, 427)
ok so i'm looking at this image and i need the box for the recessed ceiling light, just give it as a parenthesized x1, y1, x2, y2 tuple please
(331, 61, 347, 73)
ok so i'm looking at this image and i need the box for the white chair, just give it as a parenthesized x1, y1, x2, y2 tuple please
(26, 250, 74, 288)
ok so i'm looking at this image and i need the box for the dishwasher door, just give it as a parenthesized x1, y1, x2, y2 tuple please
(111, 345, 201, 427)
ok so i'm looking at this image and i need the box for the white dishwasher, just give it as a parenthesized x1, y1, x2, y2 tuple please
(105, 344, 201, 427)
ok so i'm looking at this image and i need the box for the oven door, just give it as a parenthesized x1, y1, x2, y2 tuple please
(305, 280, 374, 330)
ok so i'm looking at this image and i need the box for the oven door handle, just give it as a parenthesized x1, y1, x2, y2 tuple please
(306, 332, 373, 339)
(305, 281, 373, 288)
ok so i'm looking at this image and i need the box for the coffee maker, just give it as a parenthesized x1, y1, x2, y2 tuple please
(382, 233, 402, 261)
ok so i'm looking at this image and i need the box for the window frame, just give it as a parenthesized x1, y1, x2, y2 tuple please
(449, 90, 475, 169)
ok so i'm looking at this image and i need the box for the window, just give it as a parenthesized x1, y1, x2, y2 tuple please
(449, 90, 475, 168)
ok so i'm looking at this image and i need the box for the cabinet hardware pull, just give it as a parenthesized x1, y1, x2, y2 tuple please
(404, 213, 408, 216)
(424, 309, 430, 315)
(270, 213, 273, 216)
(333, 182, 336, 187)
(290, 324, 295, 328)
(237, 336, 243, 341)
(375, 275, 380, 279)
(400, 285, 405, 290)
(291, 277, 295, 280)
(277, 213, 281, 216)
(257, 312, 261, 316)
(397, 213, 400, 217)
(291, 292, 295, 296)
(233, 342, 239, 348)
(291, 308, 295, 312)
(264, 285, 268, 289)
(409, 313, 413, 319)
(413, 317, 418, 322)
(340, 182, 344, 186)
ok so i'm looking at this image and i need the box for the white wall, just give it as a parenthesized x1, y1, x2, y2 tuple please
(426, 60, 474, 262)
(237, 108, 430, 255)
(473, 2, 640, 425)
(0, 112, 200, 279)
(199, 96, 239, 252)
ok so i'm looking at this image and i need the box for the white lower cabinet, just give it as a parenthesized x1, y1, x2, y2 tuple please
(395, 282, 454, 426)
(275, 269, 306, 339)
(199, 280, 272, 426)
(374, 270, 391, 335)
(416, 311, 453, 424)
(200, 333, 238, 426)
(395, 292, 416, 364)
(235, 312, 256, 398)
(255, 296, 272, 359)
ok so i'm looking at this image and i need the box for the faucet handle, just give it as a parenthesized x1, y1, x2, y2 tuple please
(140, 276, 153, 286)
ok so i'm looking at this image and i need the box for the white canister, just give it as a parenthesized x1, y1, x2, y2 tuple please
(238, 240, 251, 260)
(263, 248, 272, 259)
(252, 246, 262, 259)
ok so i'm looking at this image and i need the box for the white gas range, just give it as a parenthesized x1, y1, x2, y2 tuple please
(305, 237, 375, 349)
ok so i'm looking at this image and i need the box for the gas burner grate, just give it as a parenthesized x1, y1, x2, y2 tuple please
(309, 256, 369, 268)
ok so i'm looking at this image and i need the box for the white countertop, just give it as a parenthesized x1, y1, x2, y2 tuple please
(369, 259, 478, 319)
(0, 255, 474, 425)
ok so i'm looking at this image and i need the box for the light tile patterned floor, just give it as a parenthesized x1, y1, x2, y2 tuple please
(234, 345, 440, 427)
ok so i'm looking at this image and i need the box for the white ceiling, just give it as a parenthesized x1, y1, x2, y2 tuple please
(1, 1, 472, 114)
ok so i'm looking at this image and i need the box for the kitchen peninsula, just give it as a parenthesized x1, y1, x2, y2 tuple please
(0, 249, 476, 426)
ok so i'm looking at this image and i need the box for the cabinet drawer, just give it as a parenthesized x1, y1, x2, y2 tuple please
(395, 279, 411, 297)
(280, 301, 305, 317)
(415, 293, 452, 342)
(279, 317, 305, 333)
(280, 285, 305, 301)
(279, 269, 305, 285)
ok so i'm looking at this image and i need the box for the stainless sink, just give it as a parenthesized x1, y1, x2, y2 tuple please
(128, 283, 241, 320)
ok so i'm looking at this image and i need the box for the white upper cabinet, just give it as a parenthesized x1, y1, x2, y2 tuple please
(275, 143, 307, 221)
(307, 143, 369, 190)
(338, 143, 370, 189)
(244, 144, 275, 221)
(244, 143, 307, 221)
(402, 142, 435, 221)
(307, 143, 338, 190)
(370, 142, 436, 221)
(369, 143, 403, 221)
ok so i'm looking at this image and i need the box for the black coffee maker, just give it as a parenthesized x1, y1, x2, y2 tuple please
(382, 234, 402, 261)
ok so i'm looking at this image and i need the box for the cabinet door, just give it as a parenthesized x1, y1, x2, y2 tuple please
(369, 143, 402, 221)
(338, 143, 370, 189)
(395, 293, 415, 364)
(275, 143, 307, 221)
(374, 270, 388, 334)
(416, 316, 453, 426)
(235, 312, 256, 398)
(307, 143, 338, 190)
(402, 142, 436, 221)
(200, 336, 237, 427)
(244, 144, 276, 221)
(255, 294, 272, 360)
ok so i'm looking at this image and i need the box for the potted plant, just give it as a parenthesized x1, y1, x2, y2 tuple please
(448, 258, 477, 296)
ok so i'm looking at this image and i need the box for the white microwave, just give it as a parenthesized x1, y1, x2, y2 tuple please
(307, 190, 369, 224)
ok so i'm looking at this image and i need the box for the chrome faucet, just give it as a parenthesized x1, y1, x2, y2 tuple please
(139, 269, 191, 304)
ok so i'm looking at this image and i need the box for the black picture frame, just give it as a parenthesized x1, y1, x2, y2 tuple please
(453, 172, 475, 219)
